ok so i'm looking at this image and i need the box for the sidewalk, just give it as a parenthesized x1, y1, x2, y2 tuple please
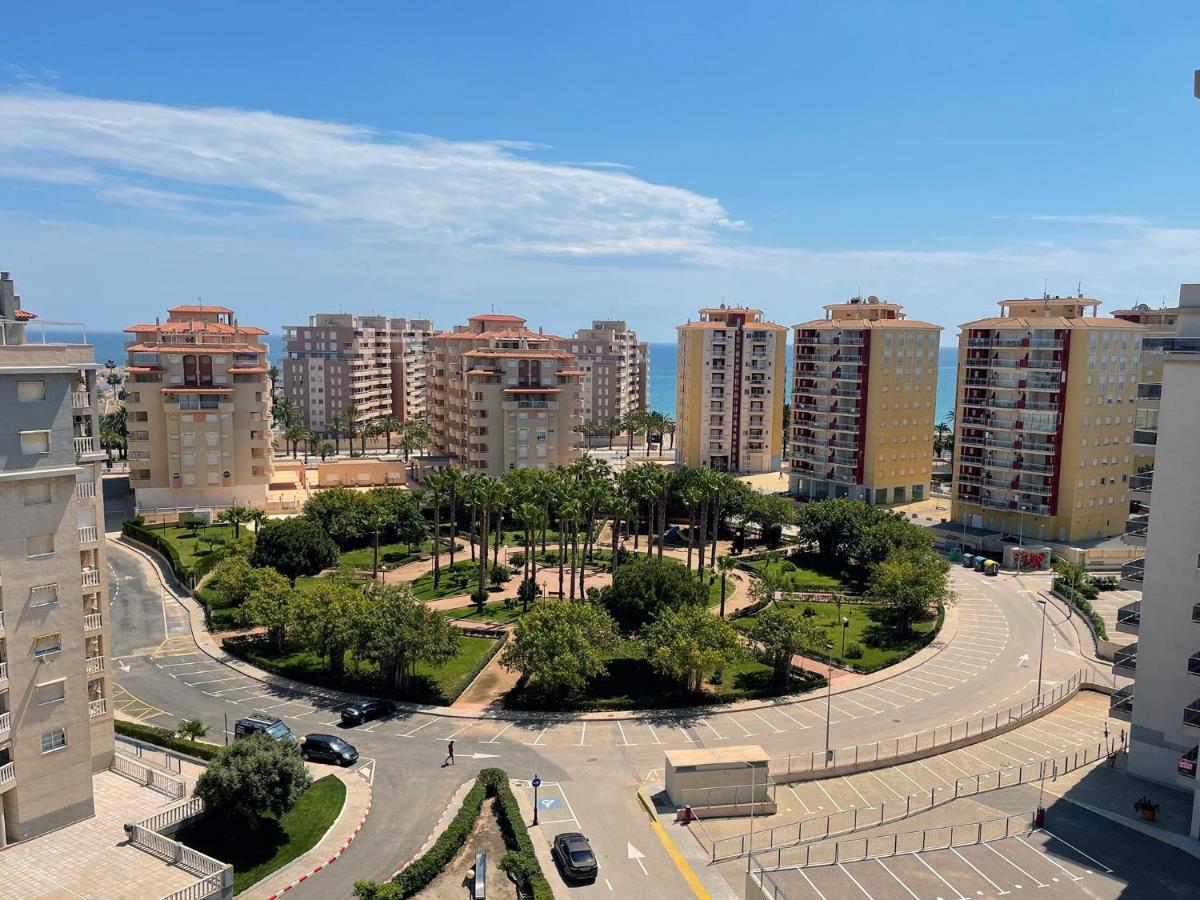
(237, 766, 373, 900)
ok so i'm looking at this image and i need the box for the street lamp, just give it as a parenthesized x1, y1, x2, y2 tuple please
(1035, 598, 1047, 705)
(841, 616, 850, 658)
(824, 641, 835, 763)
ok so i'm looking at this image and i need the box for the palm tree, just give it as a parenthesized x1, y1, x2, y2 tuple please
(606, 493, 633, 575)
(363, 501, 388, 580)
(559, 497, 584, 599)
(645, 410, 666, 457)
(717, 555, 737, 618)
(284, 425, 307, 459)
(343, 405, 361, 457)
(604, 417, 621, 450)
(377, 415, 401, 454)
(274, 397, 300, 429)
(695, 467, 721, 575)
(516, 501, 544, 611)
(362, 420, 382, 456)
(246, 508, 267, 533)
(99, 425, 125, 466)
(441, 466, 464, 569)
(400, 419, 429, 462)
(647, 465, 670, 559)
(663, 415, 676, 451)
(462, 471, 485, 562)
(934, 421, 951, 460)
(327, 415, 345, 456)
(318, 441, 334, 461)
(216, 504, 252, 539)
(267, 365, 281, 404)
(475, 477, 507, 611)
(425, 472, 447, 587)
(622, 409, 644, 456)
(681, 485, 702, 572)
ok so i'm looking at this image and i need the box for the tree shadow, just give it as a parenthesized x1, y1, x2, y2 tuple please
(175, 814, 286, 872)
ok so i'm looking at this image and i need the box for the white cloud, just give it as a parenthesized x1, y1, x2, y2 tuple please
(0, 89, 739, 256)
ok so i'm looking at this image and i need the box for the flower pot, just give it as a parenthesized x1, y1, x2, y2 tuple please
(1140, 808, 1157, 822)
(1106, 754, 1117, 768)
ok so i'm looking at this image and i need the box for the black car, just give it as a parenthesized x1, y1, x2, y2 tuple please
(551, 832, 598, 882)
(300, 733, 359, 766)
(234, 714, 298, 745)
(339, 698, 395, 726)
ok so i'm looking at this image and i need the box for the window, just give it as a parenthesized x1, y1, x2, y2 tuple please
(198, 355, 214, 386)
(29, 583, 59, 607)
(33, 632, 63, 659)
(24, 482, 52, 505)
(183, 354, 198, 386)
(41, 728, 67, 754)
(27, 533, 54, 557)
(37, 678, 66, 705)
(20, 430, 51, 454)
(17, 380, 46, 401)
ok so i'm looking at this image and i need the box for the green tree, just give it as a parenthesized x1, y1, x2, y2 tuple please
(365, 487, 427, 547)
(716, 555, 737, 618)
(194, 733, 311, 827)
(237, 567, 297, 650)
(603, 553, 708, 633)
(376, 415, 400, 455)
(358, 585, 459, 692)
(641, 604, 742, 693)
(293, 579, 365, 678)
(867, 547, 953, 635)
(250, 518, 338, 586)
(500, 601, 619, 696)
(327, 414, 346, 456)
(343, 404, 361, 457)
(302, 486, 370, 549)
(208, 555, 259, 608)
(747, 605, 823, 687)
(745, 494, 796, 548)
(176, 719, 209, 742)
(399, 419, 430, 462)
(216, 504, 253, 539)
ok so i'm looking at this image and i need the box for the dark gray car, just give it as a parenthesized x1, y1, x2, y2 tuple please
(300, 733, 359, 766)
(552, 832, 598, 882)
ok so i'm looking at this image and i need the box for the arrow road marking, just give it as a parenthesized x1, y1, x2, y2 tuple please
(1018, 653, 1030, 667)
(470, 752, 499, 759)
(627, 842, 648, 875)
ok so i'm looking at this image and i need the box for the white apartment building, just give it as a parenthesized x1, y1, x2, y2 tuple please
(570, 320, 648, 426)
(1122, 284, 1200, 840)
(0, 273, 113, 846)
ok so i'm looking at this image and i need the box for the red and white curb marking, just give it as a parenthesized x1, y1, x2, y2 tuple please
(264, 771, 373, 899)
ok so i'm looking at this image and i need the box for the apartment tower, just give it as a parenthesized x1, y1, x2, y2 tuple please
(123, 305, 274, 509)
(571, 320, 649, 426)
(0, 273, 113, 846)
(675, 306, 787, 473)
(282, 314, 435, 433)
(428, 315, 582, 472)
(950, 295, 1144, 544)
(789, 296, 942, 504)
(1120, 284, 1200, 839)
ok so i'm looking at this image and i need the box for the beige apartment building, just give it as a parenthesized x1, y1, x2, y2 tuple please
(789, 296, 942, 504)
(0, 273, 113, 846)
(570, 320, 648, 427)
(950, 295, 1145, 544)
(281, 314, 435, 433)
(675, 306, 787, 473)
(428, 314, 583, 472)
(123, 305, 274, 510)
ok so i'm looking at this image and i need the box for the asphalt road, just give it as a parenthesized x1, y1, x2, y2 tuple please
(108, 533, 1105, 899)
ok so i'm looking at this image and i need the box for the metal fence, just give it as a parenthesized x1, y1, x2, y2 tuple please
(111, 752, 187, 800)
(713, 735, 1116, 861)
(680, 782, 778, 810)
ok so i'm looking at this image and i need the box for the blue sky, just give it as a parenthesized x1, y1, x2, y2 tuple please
(2, 2, 1199, 340)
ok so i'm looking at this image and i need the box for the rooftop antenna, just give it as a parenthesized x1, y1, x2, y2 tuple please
(1077, 280, 1083, 299)
(1043, 278, 1049, 300)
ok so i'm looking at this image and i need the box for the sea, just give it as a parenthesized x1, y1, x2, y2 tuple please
(43, 330, 961, 424)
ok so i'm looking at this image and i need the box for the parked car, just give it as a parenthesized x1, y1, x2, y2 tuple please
(234, 714, 298, 745)
(551, 832, 598, 882)
(300, 733, 359, 766)
(339, 699, 395, 727)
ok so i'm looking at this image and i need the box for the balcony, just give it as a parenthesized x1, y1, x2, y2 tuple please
(1194, 603, 1200, 624)
(0, 762, 12, 787)
(0, 711, 9, 735)
(84, 612, 103, 632)
(74, 436, 95, 456)
(1185, 699, 1200, 729)
(1112, 643, 1137, 676)
(1116, 600, 1141, 635)
(86, 655, 105, 675)
(82, 568, 101, 588)
(71, 391, 92, 409)
(1120, 558, 1145, 592)
(1180, 746, 1198, 780)
(1110, 685, 1134, 721)
(78, 526, 98, 546)
(0, 660, 6, 682)
(89, 697, 107, 718)
(1124, 514, 1149, 545)
(1129, 471, 1154, 494)
(75, 481, 96, 501)
(1134, 428, 1158, 447)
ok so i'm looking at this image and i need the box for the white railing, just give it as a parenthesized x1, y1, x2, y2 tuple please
(79, 525, 99, 545)
(125, 795, 233, 900)
(111, 753, 186, 800)
(71, 391, 91, 409)
(0, 661, 7, 680)
(84, 612, 103, 632)
(0, 711, 10, 734)
(0, 609, 4, 631)
(74, 436, 95, 456)
(89, 697, 107, 718)
(0, 762, 13, 786)
(81, 568, 101, 587)
(75, 481, 96, 500)
(86, 655, 104, 674)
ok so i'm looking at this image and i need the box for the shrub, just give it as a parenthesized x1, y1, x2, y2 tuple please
(508, 552, 526, 568)
(1090, 575, 1119, 591)
(116, 719, 219, 761)
(802, 605, 816, 618)
(845, 643, 864, 660)
(490, 563, 511, 587)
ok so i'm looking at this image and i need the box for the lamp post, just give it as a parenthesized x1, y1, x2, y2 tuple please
(841, 616, 850, 658)
(824, 641, 835, 763)
(532, 775, 541, 826)
(1035, 598, 1047, 705)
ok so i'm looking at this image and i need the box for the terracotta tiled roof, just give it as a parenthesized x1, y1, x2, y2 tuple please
(124, 321, 267, 336)
(14, 308, 36, 321)
(463, 349, 573, 360)
(167, 304, 234, 314)
(125, 342, 267, 353)
(959, 316, 1145, 330)
(793, 318, 942, 330)
(468, 314, 526, 323)
(502, 386, 562, 393)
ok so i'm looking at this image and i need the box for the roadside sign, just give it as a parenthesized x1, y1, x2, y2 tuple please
(532, 776, 541, 788)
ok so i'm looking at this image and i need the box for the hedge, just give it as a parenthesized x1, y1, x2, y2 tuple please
(1052, 579, 1109, 641)
(123, 520, 193, 586)
(353, 768, 551, 900)
(115, 719, 219, 762)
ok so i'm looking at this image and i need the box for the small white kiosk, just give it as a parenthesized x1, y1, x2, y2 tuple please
(664, 745, 776, 818)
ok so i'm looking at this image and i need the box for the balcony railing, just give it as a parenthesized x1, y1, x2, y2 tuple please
(74, 436, 95, 456)
(1129, 472, 1154, 493)
(86, 655, 104, 675)
(84, 612, 103, 632)
(0, 661, 6, 681)
(1180, 746, 1199, 780)
(75, 481, 96, 501)
(1134, 428, 1158, 446)
(0, 762, 13, 786)
(1194, 603, 1200, 624)
(81, 568, 101, 588)
(1110, 685, 1134, 720)
(1190, 653, 1200, 677)
(78, 525, 98, 545)
(0, 711, 10, 734)
(89, 698, 107, 718)
(1185, 699, 1200, 729)
(1116, 601, 1141, 634)
(71, 391, 92, 409)
(1113, 643, 1137, 674)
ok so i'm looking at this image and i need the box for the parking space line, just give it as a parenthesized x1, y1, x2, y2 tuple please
(984, 840, 1047, 888)
(728, 716, 755, 737)
(1017, 836, 1083, 880)
(913, 759, 953, 787)
(855, 690, 902, 709)
(701, 720, 725, 740)
(876, 858, 920, 899)
(838, 862, 875, 898)
(867, 770, 906, 800)
(798, 868, 828, 900)
(401, 719, 436, 737)
(813, 779, 844, 812)
(617, 720, 637, 746)
(647, 724, 664, 745)
(836, 694, 884, 714)
(773, 706, 814, 729)
(677, 726, 698, 743)
(784, 783, 814, 815)
(185, 675, 244, 686)
(525, 726, 548, 746)
(829, 702, 860, 720)
(485, 722, 515, 743)
(911, 851, 966, 900)
(579, 722, 588, 746)
(441, 721, 473, 740)
(840, 776, 871, 807)
(951, 846, 1009, 895)
(1040, 828, 1113, 873)
(751, 711, 785, 734)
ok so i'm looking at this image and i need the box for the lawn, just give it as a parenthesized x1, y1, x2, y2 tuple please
(731, 598, 941, 672)
(148, 523, 241, 574)
(336, 539, 436, 570)
(408, 560, 512, 600)
(176, 775, 345, 894)
(506, 639, 824, 712)
(444, 599, 531, 626)
(223, 634, 500, 705)
(497, 529, 588, 547)
(743, 553, 848, 592)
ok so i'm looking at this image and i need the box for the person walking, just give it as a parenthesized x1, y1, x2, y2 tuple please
(446, 740, 455, 766)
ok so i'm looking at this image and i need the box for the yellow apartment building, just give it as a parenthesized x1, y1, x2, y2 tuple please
(675, 306, 787, 473)
(789, 296, 942, 504)
(951, 295, 1145, 544)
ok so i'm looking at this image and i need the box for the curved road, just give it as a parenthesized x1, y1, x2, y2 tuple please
(107, 536, 1090, 898)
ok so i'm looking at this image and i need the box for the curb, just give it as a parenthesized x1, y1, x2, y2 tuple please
(262, 769, 374, 900)
(390, 778, 474, 879)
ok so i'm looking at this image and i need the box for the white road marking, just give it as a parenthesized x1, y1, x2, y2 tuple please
(676, 726, 697, 744)
(401, 719, 436, 737)
(839, 862, 875, 898)
(579, 722, 588, 746)
(952, 846, 1010, 895)
(798, 868, 828, 900)
(751, 711, 785, 734)
(984, 840, 1047, 888)
(1017, 836, 1083, 880)
(876, 858, 920, 899)
(912, 850, 967, 900)
(484, 722, 514, 743)
(701, 720, 725, 740)
(617, 720, 636, 746)
(646, 724, 663, 745)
